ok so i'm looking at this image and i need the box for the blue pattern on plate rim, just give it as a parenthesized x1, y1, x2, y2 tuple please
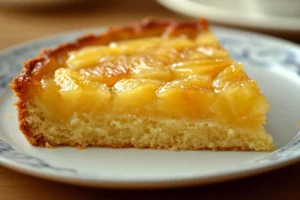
(0, 140, 76, 173)
(0, 28, 300, 175)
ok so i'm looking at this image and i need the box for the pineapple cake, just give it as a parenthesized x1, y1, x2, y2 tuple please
(10, 17, 274, 151)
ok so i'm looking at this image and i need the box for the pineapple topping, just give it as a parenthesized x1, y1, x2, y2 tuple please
(36, 33, 268, 129)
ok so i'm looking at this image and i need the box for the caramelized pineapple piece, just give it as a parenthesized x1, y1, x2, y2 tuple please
(161, 37, 195, 49)
(184, 46, 229, 61)
(109, 37, 163, 51)
(54, 68, 111, 114)
(129, 55, 173, 81)
(171, 59, 233, 79)
(179, 74, 213, 90)
(79, 54, 172, 86)
(112, 79, 163, 113)
(36, 79, 64, 121)
(146, 47, 181, 65)
(78, 55, 130, 87)
(213, 64, 268, 128)
(157, 76, 214, 119)
(213, 63, 248, 92)
(214, 78, 268, 128)
(67, 38, 164, 70)
(67, 46, 125, 69)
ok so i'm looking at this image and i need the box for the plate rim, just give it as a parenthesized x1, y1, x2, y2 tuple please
(0, 26, 300, 189)
(0, 153, 299, 189)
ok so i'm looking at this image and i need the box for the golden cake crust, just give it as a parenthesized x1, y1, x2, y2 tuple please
(10, 17, 210, 147)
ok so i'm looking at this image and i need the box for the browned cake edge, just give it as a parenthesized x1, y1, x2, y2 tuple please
(9, 17, 210, 147)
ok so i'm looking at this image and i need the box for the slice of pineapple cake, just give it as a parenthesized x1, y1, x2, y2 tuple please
(10, 18, 274, 151)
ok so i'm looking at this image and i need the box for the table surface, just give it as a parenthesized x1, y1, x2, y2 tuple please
(0, 1, 300, 199)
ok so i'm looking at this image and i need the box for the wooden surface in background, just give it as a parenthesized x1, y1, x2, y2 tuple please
(0, 1, 299, 199)
(0, 0, 184, 49)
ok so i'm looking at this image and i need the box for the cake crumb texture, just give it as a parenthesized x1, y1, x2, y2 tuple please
(22, 103, 274, 151)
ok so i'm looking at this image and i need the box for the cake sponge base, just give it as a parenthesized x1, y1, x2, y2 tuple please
(21, 103, 274, 151)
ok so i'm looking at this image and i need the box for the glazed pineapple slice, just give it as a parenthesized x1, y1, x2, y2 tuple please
(128, 55, 173, 81)
(110, 37, 163, 51)
(213, 64, 268, 128)
(214, 80, 269, 129)
(171, 59, 233, 79)
(67, 46, 123, 69)
(11, 17, 274, 151)
(67, 38, 163, 70)
(54, 68, 111, 115)
(213, 63, 248, 92)
(112, 78, 162, 113)
(157, 75, 214, 119)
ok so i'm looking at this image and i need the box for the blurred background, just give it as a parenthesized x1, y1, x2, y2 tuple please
(0, 0, 299, 50)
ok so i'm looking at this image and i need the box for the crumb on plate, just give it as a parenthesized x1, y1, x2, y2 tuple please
(45, 142, 54, 148)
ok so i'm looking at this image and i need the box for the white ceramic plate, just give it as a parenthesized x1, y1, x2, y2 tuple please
(157, 0, 300, 31)
(0, 27, 300, 189)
